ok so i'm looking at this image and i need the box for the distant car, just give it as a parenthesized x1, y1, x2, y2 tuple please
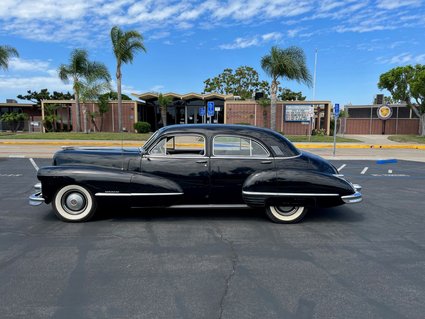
(29, 124, 362, 223)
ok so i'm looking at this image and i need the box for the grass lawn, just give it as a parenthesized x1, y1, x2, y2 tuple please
(388, 135, 425, 144)
(0, 132, 152, 141)
(0, 132, 361, 143)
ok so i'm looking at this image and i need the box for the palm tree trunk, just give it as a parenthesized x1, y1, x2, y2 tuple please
(82, 103, 88, 133)
(117, 64, 122, 132)
(270, 79, 277, 131)
(161, 106, 167, 127)
(75, 82, 81, 132)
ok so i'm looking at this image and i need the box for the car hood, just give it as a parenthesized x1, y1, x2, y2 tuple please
(53, 147, 142, 169)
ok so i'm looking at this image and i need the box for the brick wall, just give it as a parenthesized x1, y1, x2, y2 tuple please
(344, 118, 420, 134)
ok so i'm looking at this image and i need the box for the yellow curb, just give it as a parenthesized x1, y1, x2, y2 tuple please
(294, 143, 425, 150)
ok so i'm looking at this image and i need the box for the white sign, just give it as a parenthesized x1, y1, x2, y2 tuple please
(285, 105, 313, 122)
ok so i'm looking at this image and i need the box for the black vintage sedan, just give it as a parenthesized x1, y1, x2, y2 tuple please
(29, 124, 362, 223)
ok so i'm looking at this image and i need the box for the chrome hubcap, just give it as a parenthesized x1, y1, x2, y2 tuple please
(64, 192, 86, 214)
(275, 206, 298, 216)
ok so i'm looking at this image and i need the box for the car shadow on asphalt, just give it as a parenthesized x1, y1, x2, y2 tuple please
(41, 205, 364, 224)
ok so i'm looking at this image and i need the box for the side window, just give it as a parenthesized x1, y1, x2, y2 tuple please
(150, 134, 205, 156)
(213, 136, 269, 157)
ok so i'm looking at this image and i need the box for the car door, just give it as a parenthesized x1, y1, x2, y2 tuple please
(140, 133, 210, 205)
(209, 135, 274, 204)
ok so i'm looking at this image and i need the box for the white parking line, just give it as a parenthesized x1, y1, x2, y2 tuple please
(29, 158, 39, 172)
(360, 167, 369, 175)
(337, 164, 346, 172)
(388, 169, 393, 174)
(8, 155, 25, 158)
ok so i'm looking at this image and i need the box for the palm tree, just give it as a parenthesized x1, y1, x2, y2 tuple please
(261, 46, 312, 131)
(79, 75, 111, 132)
(111, 25, 146, 132)
(158, 93, 173, 127)
(258, 97, 271, 128)
(58, 49, 110, 132)
(0, 45, 19, 71)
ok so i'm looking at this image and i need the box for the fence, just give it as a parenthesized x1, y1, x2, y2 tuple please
(0, 120, 43, 133)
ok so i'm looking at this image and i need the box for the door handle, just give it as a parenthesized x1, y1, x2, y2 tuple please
(261, 160, 272, 164)
(196, 160, 208, 164)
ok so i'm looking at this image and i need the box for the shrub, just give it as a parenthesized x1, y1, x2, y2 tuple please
(134, 121, 151, 133)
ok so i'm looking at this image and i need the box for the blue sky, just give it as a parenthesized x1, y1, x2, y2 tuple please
(1, 0, 424, 105)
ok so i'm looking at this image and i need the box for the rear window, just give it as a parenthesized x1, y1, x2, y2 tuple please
(213, 136, 269, 157)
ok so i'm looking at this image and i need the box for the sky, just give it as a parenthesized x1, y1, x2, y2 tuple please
(0, 0, 425, 106)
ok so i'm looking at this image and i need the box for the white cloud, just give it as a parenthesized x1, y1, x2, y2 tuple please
(149, 85, 165, 92)
(0, 0, 423, 45)
(0, 75, 72, 93)
(377, 52, 425, 64)
(8, 58, 50, 72)
(376, 0, 421, 10)
(219, 32, 283, 50)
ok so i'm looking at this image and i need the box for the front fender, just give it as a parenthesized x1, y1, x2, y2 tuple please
(37, 166, 183, 204)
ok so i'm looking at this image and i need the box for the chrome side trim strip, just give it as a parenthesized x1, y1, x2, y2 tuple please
(274, 154, 302, 160)
(242, 191, 339, 197)
(95, 192, 183, 197)
(341, 192, 362, 204)
(211, 156, 271, 160)
(168, 204, 250, 209)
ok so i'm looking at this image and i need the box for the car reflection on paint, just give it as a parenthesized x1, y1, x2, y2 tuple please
(29, 124, 362, 223)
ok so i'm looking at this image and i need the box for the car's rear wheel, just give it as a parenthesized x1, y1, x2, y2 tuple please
(52, 185, 97, 222)
(265, 205, 307, 224)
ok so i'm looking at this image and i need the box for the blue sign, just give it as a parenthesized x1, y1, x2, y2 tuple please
(207, 101, 215, 117)
(334, 103, 340, 117)
(199, 107, 205, 116)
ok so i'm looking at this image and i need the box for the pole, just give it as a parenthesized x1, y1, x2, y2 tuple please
(333, 114, 338, 156)
(312, 49, 318, 100)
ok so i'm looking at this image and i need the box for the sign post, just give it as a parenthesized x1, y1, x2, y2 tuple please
(308, 106, 314, 142)
(333, 103, 340, 157)
(207, 101, 215, 123)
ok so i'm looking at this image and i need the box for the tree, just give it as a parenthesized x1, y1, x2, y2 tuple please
(203, 66, 269, 99)
(17, 89, 74, 106)
(100, 91, 132, 101)
(79, 74, 111, 133)
(111, 25, 146, 132)
(0, 45, 19, 71)
(158, 93, 173, 127)
(0, 112, 28, 132)
(378, 65, 425, 136)
(261, 46, 312, 131)
(279, 88, 306, 101)
(257, 98, 270, 128)
(58, 49, 110, 132)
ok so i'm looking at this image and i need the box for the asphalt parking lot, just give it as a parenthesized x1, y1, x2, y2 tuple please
(1, 158, 425, 319)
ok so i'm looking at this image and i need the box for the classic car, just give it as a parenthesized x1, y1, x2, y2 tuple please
(29, 124, 362, 223)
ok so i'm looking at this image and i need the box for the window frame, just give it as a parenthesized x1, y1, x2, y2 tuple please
(147, 133, 207, 157)
(212, 134, 271, 158)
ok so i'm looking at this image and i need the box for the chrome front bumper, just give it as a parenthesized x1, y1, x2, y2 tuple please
(29, 192, 45, 206)
(29, 183, 44, 206)
(341, 184, 362, 204)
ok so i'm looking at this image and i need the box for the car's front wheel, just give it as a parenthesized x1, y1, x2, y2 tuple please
(265, 205, 307, 224)
(52, 185, 97, 222)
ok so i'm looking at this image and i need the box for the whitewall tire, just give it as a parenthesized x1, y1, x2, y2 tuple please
(265, 205, 307, 224)
(53, 185, 97, 222)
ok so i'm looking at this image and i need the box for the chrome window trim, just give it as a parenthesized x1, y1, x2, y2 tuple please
(147, 133, 207, 157)
(274, 154, 302, 160)
(212, 134, 271, 157)
(145, 155, 208, 160)
(242, 191, 339, 197)
(95, 192, 183, 197)
(212, 156, 271, 160)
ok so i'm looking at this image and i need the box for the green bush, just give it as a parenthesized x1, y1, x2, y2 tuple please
(134, 121, 151, 133)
